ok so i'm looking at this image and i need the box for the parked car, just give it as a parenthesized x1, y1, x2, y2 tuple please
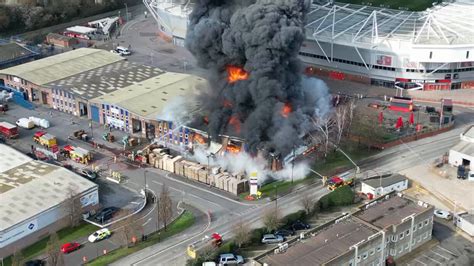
(291, 220, 310, 231)
(88, 228, 111, 243)
(434, 209, 452, 220)
(81, 169, 98, 180)
(95, 207, 119, 223)
(60, 242, 81, 254)
(274, 229, 295, 237)
(110, 46, 131, 56)
(218, 253, 244, 265)
(261, 234, 284, 244)
(24, 260, 45, 266)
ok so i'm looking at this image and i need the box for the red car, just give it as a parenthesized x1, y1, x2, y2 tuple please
(60, 242, 80, 254)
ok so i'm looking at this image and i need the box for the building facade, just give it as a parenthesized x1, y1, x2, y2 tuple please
(361, 174, 408, 197)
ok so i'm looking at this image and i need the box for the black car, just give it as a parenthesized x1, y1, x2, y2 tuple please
(95, 207, 119, 223)
(24, 260, 45, 266)
(274, 229, 295, 237)
(291, 220, 310, 231)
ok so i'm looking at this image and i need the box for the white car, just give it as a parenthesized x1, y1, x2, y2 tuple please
(218, 253, 244, 265)
(88, 228, 111, 243)
(110, 46, 131, 56)
(434, 209, 452, 220)
(261, 234, 284, 244)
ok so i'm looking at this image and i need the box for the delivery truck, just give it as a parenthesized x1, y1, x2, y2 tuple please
(0, 121, 19, 138)
(16, 118, 35, 129)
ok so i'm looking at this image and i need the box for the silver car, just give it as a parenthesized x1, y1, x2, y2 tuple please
(261, 234, 284, 244)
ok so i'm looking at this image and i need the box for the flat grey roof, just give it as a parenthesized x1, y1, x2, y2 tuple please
(0, 144, 97, 231)
(259, 219, 377, 266)
(451, 140, 474, 157)
(363, 174, 407, 189)
(355, 195, 431, 229)
(460, 213, 474, 224)
(0, 43, 36, 63)
(46, 61, 164, 100)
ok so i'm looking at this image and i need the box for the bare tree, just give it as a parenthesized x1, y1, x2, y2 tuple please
(64, 188, 83, 228)
(300, 194, 314, 215)
(262, 208, 281, 233)
(159, 185, 173, 230)
(46, 232, 64, 266)
(11, 248, 24, 266)
(118, 212, 141, 248)
(334, 104, 348, 146)
(233, 220, 251, 248)
(312, 115, 335, 157)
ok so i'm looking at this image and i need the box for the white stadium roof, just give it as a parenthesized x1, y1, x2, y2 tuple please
(306, 1, 474, 48)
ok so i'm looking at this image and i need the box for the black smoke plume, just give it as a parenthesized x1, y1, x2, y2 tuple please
(186, 0, 324, 157)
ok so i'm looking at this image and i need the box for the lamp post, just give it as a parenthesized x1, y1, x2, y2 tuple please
(144, 170, 149, 194)
(124, 3, 129, 22)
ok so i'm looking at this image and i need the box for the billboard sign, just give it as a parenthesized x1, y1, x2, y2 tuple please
(376, 55, 392, 66)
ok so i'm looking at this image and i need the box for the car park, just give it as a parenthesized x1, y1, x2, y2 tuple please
(434, 209, 452, 220)
(261, 234, 284, 244)
(218, 253, 244, 265)
(60, 242, 81, 254)
(88, 228, 111, 243)
(291, 220, 310, 231)
(274, 229, 295, 237)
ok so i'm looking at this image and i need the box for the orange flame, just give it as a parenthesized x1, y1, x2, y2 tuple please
(226, 65, 249, 83)
(281, 103, 292, 118)
(226, 144, 241, 154)
(193, 133, 206, 144)
(228, 115, 241, 134)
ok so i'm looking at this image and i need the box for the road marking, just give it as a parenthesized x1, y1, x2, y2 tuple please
(188, 193, 221, 209)
(414, 258, 427, 265)
(142, 218, 152, 226)
(431, 250, 450, 260)
(421, 254, 442, 264)
(435, 245, 457, 257)
(130, 201, 140, 205)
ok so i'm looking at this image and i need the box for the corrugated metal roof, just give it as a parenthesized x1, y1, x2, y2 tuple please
(0, 48, 124, 85)
(451, 140, 474, 156)
(91, 72, 206, 119)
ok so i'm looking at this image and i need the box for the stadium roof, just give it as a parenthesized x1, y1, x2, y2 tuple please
(306, 1, 474, 48)
(0, 144, 97, 231)
(0, 48, 124, 85)
(91, 72, 205, 119)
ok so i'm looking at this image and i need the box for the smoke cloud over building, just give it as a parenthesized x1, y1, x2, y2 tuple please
(186, 0, 328, 157)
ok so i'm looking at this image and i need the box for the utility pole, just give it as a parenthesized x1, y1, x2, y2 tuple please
(144, 170, 148, 194)
(125, 3, 129, 22)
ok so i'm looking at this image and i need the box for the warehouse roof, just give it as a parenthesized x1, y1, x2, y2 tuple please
(259, 218, 378, 266)
(91, 72, 206, 119)
(451, 140, 474, 156)
(461, 125, 474, 143)
(0, 48, 124, 85)
(46, 61, 164, 99)
(354, 194, 432, 229)
(306, 1, 474, 47)
(0, 144, 97, 231)
(46, 33, 77, 42)
(0, 43, 37, 64)
(362, 174, 407, 189)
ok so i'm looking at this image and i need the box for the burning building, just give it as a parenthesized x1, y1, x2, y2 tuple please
(186, 0, 329, 160)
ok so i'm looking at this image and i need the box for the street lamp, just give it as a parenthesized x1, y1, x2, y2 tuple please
(144, 170, 149, 194)
(124, 3, 129, 22)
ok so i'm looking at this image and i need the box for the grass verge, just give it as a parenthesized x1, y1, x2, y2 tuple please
(86, 211, 195, 266)
(3, 223, 98, 266)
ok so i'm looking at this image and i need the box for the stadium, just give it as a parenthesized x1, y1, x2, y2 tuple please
(144, 0, 474, 91)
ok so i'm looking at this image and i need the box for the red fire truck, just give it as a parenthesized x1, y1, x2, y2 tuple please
(0, 121, 19, 139)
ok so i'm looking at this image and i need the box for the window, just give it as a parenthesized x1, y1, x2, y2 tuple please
(185, 134, 189, 139)
(362, 252, 368, 260)
(418, 222, 423, 229)
(467, 51, 470, 59)
(391, 235, 398, 242)
(424, 219, 429, 226)
(399, 232, 404, 239)
(377, 246, 382, 252)
(370, 248, 375, 255)
(413, 226, 417, 232)
(357, 256, 361, 262)
(406, 229, 410, 236)
(429, 51, 433, 59)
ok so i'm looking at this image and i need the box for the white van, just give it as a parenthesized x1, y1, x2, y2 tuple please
(115, 46, 131, 56)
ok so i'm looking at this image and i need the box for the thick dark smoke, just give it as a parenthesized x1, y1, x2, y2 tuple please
(186, 0, 324, 157)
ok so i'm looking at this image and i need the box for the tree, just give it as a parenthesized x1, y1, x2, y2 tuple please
(11, 248, 24, 266)
(334, 104, 349, 146)
(299, 194, 314, 216)
(312, 115, 335, 157)
(158, 185, 173, 230)
(233, 220, 251, 248)
(46, 232, 64, 266)
(64, 189, 83, 228)
(262, 209, 281, 233)
(118, 212, 142, 248)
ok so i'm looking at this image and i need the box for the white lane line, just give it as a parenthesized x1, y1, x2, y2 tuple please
(142, 218, 152, 226)
(414, 258, 427, 265)
(151, 180, 184, 194)
(431, 250, 450, 260)
(421, 254, 442, 264)
(435, 245, 457, 256)
(188, 193, 221, 209)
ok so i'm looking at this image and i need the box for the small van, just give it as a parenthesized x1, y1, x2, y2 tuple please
(115, 46, 131, 56)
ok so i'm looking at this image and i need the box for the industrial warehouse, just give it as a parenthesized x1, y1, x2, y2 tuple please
(145, 0, 474, 91)
(0, 144, 99, 256)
